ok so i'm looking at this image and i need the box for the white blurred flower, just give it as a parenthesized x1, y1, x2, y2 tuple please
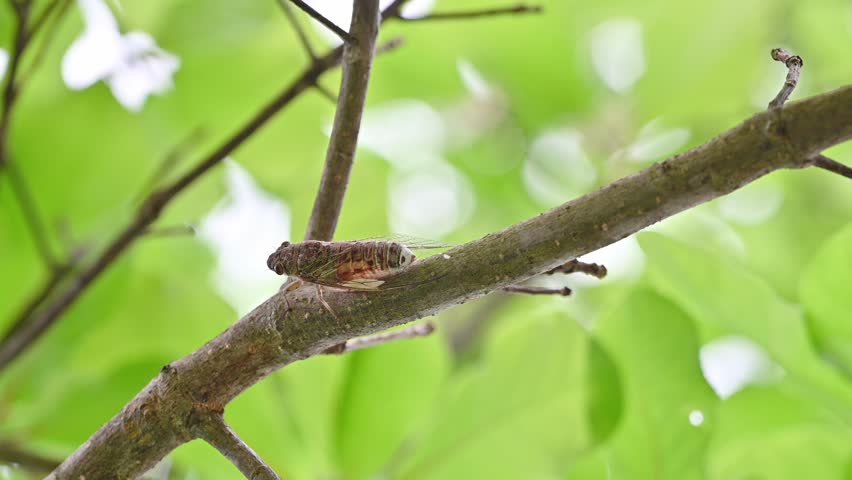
(357, 99, 446, 169)
(388, 161, 475, 238)
(523, 129, 597, 207)
(62, 0, 179, 112)
(718, 181, 783, 225)
(198, 160, 291, 315)
(0, 49, 9, 81)
(626, 118, 691, 163)
(700, 336, 785, 399)
(589, 18, 646, 93)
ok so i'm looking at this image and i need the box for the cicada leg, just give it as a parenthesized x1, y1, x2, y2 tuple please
(280, 278, 303, 312)
(315, 284, 340, 325)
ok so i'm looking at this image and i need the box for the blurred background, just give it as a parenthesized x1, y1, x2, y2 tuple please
(1, 0, 852, 478)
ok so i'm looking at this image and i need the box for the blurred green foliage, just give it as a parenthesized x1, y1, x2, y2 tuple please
(2, 0, 852, 478)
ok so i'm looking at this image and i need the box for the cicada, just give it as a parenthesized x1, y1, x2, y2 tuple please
(266, 237, 450, 291)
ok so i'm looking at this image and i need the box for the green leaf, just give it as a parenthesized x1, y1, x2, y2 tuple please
(639, 233, 852, 420)
(589, 289, 718, 480)
(800, 222, 852, 373)
(708, 385, 852, 480)
(334, 328, 450, 479)
(394, 300, 622, 479)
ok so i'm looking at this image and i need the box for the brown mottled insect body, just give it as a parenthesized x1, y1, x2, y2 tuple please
(267, 240, 416, 290)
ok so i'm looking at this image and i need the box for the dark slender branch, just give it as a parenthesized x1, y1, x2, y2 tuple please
(142, 224, 196, 237)
(277, 0, 317, 60)
(192, 415, 281, 480)
(502, 285, 572, 296)
(288, 0, 355, 44)
(305, 0, 380, 241)
(398, 3, 542, 21)
(17, 0, 72, 89)
(4, 160, 57, 267)
(4, 257, 76, 337)
(0, 441, 61, 473)
(812, 154, 852, 180)
(323, 321, 435, 354)
(768, 48, 803, 109)
(135, 126, 207, 202)
(48, 81, 852, 480)
(313, 82, 337, 102)
(0, 3, 30, 170)
(545, 259, 608, 279)
(0, 0, 408, 373)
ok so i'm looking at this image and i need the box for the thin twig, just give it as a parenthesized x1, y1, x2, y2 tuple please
(0, 441, 60, 473)
(277, 0, 317, 60)
(305, 0, 380, 241)
(0, 3, 31, 170)
(135, 126, 207, 202)
(313, 82, 337, 103)
(192, 415, 281, 480)
(502, 285, 572, 296)
(17, 0, 73, 89)
(768, 47, 803, 109)
(142, 224, 197, 237)
(4, 160, 57, 267)
(288, 0, 356, 44)
(398, 3, 542, 22)
(812, 154, 852, 180)
(0, 1, 409, 371)
(545, 259, 608, 279)
(323, 322, 435, 354)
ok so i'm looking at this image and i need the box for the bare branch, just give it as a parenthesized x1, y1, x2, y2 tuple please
(288, 0, 355, 44)
(545, 259, 608, 279)
(276, 0, 317, 60)
(768, 48, 803, 109)
(17, 0, 73, 86)
(0, 3, 31, 170)
(502, 285, 572, 296)
(0, 441, 60, 473)
(4, 159, 57, 267)
(192, 415, 281, 480)
(135, 126, 207, 201)
(305, 0, 380, 241)
(398, 3, 542, 22)
(323, 322, 436, 354)
(142, 224, 197, 237)
(48, 84, 852, 479)
(812, 154, 852, 180)
(0, 0, 409, 373)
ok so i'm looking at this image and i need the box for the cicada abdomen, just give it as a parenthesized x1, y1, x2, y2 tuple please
(267, 239, 419, 290)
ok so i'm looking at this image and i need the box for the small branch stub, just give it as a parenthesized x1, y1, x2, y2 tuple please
(768, 47, 803, 108)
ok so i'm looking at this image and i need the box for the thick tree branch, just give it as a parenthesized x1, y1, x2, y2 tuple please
(49, 85, 852, 478)
(192, 415, 281, 480)
(0, 1, 409, 373)
(305, 0, 380, 241)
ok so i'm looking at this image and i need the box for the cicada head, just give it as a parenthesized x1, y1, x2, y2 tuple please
(267, 241, 292, 276)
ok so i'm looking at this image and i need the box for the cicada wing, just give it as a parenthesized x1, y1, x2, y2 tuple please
(350, 234, 455, 250)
